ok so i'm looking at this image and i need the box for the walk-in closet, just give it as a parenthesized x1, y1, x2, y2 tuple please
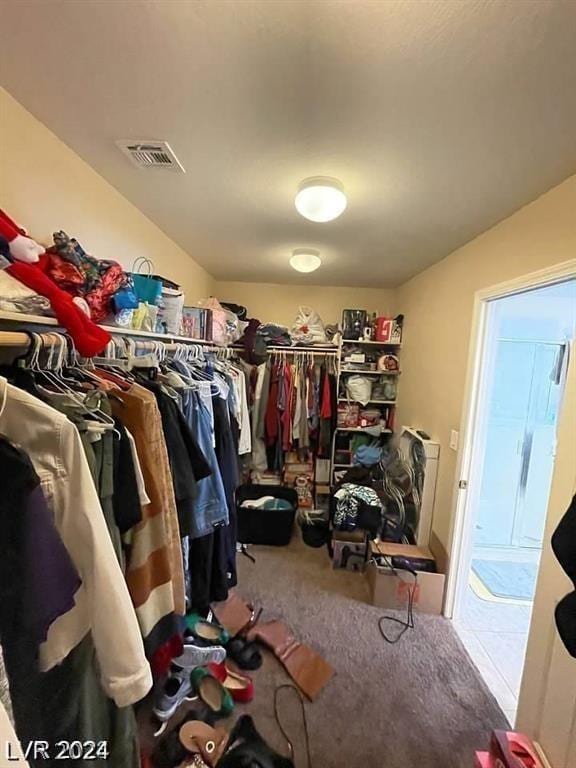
(0, 2, 575, 768)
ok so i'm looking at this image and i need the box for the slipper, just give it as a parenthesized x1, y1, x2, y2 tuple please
(226, 637, 263, 671)
(186, 613, 230, 646)
(191, 667, 234, 718)
(209, 662, 254, 704)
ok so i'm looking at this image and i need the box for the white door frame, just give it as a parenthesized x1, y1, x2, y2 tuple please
(444, 259, 576, 618)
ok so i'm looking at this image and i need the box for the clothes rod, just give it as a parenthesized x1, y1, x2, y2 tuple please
(266, 346, 337, 354)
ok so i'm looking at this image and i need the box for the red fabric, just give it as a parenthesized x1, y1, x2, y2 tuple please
(6, 259, 111, 357)
(150, 634, 183, 679)
(42, 252, 85, 293)
(281, 364, 294, 452)
(0, 208, 24, 241)
(86, 262, 125, 322)
(264, 365, 280, 447)
(320, 369, 332, 419)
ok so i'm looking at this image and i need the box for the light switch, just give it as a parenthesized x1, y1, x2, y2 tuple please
(449, 430, 459, 451)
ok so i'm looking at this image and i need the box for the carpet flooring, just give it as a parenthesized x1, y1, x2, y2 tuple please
(232, 536, 508, 768)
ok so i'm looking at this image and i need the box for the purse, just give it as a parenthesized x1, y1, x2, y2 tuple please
(130, 257, 163, 306)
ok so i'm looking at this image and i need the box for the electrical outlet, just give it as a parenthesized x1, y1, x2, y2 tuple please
(449, 430, 459, 451)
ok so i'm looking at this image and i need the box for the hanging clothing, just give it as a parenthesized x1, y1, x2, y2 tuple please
(0, 376, 152, 707)
(109, 383, 186, 677)
(0, 434, 140, 768)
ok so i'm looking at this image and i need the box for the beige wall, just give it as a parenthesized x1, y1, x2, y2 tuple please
(214, 280, 393, 327)
(0, 88, 213, 301)
(394, 174, 576, 554)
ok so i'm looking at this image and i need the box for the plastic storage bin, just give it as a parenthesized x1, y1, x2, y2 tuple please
(237, 485, 298, 546)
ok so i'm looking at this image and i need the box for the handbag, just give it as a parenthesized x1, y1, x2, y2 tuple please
(218, 715, 294, 768)
(129, 257, 163, 306)
(345, 374, 373, 405)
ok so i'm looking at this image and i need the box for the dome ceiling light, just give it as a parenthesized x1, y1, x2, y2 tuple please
(289, 248, 322, 273)
(294, 177, 347, 223)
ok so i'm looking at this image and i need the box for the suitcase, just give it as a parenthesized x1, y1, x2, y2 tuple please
(236, 485, 298, 546)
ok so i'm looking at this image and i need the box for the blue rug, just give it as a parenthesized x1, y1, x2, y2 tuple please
(472, 559, 538, 601)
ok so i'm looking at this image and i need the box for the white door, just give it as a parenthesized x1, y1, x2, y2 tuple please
(516, 348, 576, 767)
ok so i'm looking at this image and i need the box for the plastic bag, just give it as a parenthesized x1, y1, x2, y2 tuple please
(197, 297, 229, 345)
(345, 375, 373, 405)
(290, 306, 327, 345)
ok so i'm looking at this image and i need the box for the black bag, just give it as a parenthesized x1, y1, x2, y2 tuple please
(237, 485, 297, 546)
(218, 715, 293, 768)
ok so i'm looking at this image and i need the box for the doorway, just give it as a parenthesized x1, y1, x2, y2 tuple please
(451, 278, 576, 726)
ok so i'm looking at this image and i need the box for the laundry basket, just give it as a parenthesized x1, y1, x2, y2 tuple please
(236, 485, 298, 546)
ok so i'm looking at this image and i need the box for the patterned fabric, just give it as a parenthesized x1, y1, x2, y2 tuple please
(333, 483, 382, 531)
(45, 231, 128, 322)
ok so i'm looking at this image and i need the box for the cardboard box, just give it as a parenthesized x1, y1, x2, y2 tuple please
(366, 542, 446, 615)
(332, 534, 368, 572)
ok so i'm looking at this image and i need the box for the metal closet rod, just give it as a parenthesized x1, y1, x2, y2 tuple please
(0, 330, 233, 356)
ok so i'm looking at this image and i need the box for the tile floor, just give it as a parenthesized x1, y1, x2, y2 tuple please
(453, 584, 532, 725)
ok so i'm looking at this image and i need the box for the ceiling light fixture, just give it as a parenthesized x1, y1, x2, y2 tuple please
(295, 176, 347, 222)
(290, 248, 322, 273)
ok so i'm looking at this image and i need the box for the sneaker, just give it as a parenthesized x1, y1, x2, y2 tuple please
(172, 633, 226, 670)
(152, 667, 196, 722)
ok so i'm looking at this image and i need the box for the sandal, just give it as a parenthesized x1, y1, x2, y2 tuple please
(178, 720, 230, 767)
(225, 636, 263, 671)
(209, 662, 254, 703)
(191, 668, 234, 718)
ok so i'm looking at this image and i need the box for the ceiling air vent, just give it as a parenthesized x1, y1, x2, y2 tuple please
(116, 140, 185, 172)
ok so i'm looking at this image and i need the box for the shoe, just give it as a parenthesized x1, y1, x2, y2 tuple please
(172, 631, 226, 670)
(225, 636, 263, 671)
(152, 667, 197, 723)
(186, 613, 230, 645)
(191, 667, 234, 718)
(209, 662, 254, 703)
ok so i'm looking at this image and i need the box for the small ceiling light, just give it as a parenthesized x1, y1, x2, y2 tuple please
(290, 248, 322, 273)
(295, 176, 347, 222)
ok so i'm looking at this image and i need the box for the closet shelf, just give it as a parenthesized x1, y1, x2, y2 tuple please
(0, 309, 223, 346)
(337, 398, 396, 405)
(341, 338, 402, 347)
(265, 344, 338, 353)
(340, 368, 400, 376)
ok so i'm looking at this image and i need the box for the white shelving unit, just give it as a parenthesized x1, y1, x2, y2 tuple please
(330, 332, 402, 482)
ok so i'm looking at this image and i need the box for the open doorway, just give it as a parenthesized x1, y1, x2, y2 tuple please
(452, 278, 576, 726)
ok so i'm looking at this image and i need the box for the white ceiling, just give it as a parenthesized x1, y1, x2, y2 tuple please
(1, 0, 576, 287)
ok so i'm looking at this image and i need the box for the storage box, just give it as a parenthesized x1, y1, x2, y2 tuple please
(366, 542, 446, 614)
(237, 485, 297, 546)
(489, 731, 544, 768)
(338, 402, 360, 428)
(332, 531, 368, 571)
(474, 752, 494, 768)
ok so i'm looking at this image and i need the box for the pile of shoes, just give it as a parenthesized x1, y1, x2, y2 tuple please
(141, 592, 333, 767)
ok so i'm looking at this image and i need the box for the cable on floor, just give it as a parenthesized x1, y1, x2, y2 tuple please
(274, 683, 312, 768)
(375, 555, 418, 644)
